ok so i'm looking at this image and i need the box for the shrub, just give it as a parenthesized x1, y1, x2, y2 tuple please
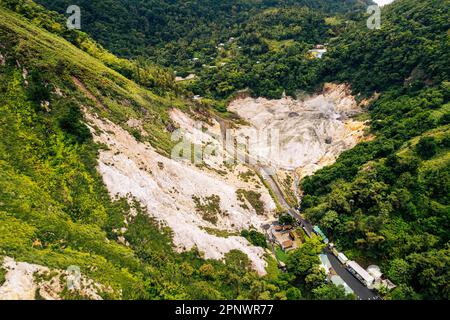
(241, 229, 267, 248)
(416, 137, 438, 159)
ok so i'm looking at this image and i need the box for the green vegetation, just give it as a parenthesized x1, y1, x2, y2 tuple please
(2, 0, 178, 95)
(202, 227, 239, 238)
(192, 195, 224, 224)
(300, 0, 450, 300)
(238, 170, 256, 183)
(319, 0, 450, 95)
(240, 229, 267, 248)
(275, 247, 289, 264)
(0, 265, 6, 286)
(280, 175, 298, 207)
(416, 137, 438, 159)
(279, 214, 296, 226)
(286, 236, 326, 290)
(1, 0, 449, 301)
(285, 236, 354, 299)
(312, 283, 356, 300)
(236, 189, 265, 215)
(0, 3, 304, 299)
(34, 0, 372, 99)
(36, 0, 371, 59)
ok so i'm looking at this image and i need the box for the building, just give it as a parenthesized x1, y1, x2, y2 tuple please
(367, 265, 383, 281)
(347, 261, 375, 288)
(330, 275, 354, 296)
(307, 48, 327, 59)
(367, 265, 397, 291)
(288, 231, 296, 240)
(270, 223, 298, 252)
(281, 240, 293, 251)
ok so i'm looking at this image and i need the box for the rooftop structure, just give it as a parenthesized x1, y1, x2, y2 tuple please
(331, 275, 354, 296)
(347, 261, 375, 287)
(281, 240, 293, 250)
(319, 254, 332, 275)
(175, 74, 196, 82)
(367, 265, 383, 281)
(308, 49, 327, 59)
(313, 226, 329, 244)
(337, 252, 349, 264)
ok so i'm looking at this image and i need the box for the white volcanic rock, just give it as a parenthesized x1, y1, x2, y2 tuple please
(0, 257, 105, 300)
(228, 83, 368, 178)
(84, 111, 276, 275)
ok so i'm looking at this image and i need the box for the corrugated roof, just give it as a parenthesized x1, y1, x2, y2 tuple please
(347, 261, 375, 284)
(281, 240, 293, 249)
(338, 252, 349, 262)
(331, 275, 354, 295)
(319, 254, 332, 272)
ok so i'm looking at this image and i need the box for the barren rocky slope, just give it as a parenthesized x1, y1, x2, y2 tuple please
(0, 257, 106, 300)
(84, 110, 276, 275)
(79, 82, 370, 277)
(228, 83, 369, 182)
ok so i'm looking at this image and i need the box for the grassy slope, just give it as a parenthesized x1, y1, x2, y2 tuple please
(2, 7, 186, 154)
(0, 7, 169, 298)
(0, 6, 300, 300)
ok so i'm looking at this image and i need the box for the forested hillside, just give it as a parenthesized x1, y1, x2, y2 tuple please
(0, 1, 355, 300)
(34, 0, 374, 99)
(36, 0, 373, 58)
(301, 0, 450, 300)
(1, 0, 448, 301)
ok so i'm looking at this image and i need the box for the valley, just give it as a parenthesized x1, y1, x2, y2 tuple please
(0, 0, 448, 301)
(79, 81, 369, 276)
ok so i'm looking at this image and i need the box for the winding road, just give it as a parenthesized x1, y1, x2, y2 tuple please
(215, 115, 379, 300)
(259, 167, 379, 300)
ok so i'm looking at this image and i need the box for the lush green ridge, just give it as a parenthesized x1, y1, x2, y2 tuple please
(0, 6, 263, 299)
(319, 0, 450, 94)
(188, 6, 330, 98)
(34, 0, 373, 99)
(301, 0, 450, 300)
(36, 0, 373, 58)
(1, 0, 448, 301)
(1, 0, 180, 95)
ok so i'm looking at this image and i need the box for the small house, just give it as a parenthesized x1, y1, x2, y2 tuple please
(281, 240, 294, 251)
(289, 231, 296, 240)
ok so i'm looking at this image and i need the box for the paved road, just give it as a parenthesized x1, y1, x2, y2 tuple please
(324, 248, 379, 300)
(214, 117, 380, 300)
(259, 167, 379, 300)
